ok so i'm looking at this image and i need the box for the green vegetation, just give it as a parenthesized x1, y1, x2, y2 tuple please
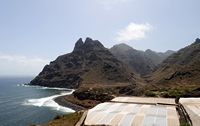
(144, 88, 190, 98)
(180, 122, 191, 126)
(161, 88, 184, 98)
(145, 90, 158, 97)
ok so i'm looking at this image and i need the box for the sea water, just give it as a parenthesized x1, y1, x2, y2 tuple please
(0, 77, 74, 126)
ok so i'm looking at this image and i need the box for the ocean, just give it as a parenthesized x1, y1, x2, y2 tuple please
(0, 77, 74, 126)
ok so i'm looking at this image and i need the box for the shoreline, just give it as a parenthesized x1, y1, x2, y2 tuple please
(23, 84, 85, 112)
(54, 95, 86, 112)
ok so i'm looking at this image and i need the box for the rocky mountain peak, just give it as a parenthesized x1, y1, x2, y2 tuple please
(84, 37, 104, 48)
(30, 37, 138, 88)
(164, 50, 175, 55)
(85, 37, 93, 43)
(73, 37, 104, 52)
(74, 38, 84, 51)
(145, 49, 156, 54)
(193, 38, 200, 45)
(112, 43, 134, 51)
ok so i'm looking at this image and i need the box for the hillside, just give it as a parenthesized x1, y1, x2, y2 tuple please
(110, 43, 174, 75)
(145, 49, 175, 66)
(28, 37, 200, 110)
(30, 38, 141, 89)
(150, 38, 200, 89)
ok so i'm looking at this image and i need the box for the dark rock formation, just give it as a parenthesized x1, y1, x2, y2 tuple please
(30, 38, 138, 88)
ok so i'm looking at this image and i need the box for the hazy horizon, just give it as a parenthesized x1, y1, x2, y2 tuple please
(0, 0, 200, 76)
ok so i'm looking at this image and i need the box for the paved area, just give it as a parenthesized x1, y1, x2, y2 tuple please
(180, 98, 200, 126)
(84, 97, 179, 126)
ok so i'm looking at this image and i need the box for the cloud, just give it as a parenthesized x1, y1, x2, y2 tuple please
(116, 22, 152, 42)
(0, 53, 50, 76)
(96, 0, 130, 9)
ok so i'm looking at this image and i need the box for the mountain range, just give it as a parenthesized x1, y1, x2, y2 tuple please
(150, 38, 200, 87)
(110, 43, 175, 75)
(30, 37, 200, 98)
(30, 38, 140, 89)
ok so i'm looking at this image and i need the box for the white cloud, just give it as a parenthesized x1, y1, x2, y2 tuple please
(96, 0, 130, 9)
(116, 22, 152, 42)
(0, 53, 50, 76)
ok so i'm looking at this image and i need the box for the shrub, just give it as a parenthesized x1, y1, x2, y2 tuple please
(145, 90, 157, 97)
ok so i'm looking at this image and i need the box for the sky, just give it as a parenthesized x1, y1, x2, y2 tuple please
(0, 0, 200, 76)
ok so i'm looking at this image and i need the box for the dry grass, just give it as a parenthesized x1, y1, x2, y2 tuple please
(42, 111, 83, 126)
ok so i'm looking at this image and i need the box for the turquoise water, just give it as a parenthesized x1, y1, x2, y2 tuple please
(0, 77, 74, 126)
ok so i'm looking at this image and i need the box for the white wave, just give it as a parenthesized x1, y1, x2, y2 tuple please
(18, 84, 72, 91)
(23, 90, 75, 113)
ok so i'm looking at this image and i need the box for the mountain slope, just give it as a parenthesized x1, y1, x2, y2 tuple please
(110, 43, 174, 75)
(145, 49, 175, 66)
(30, 38, 139, 88)
(150, 38, 200, 87)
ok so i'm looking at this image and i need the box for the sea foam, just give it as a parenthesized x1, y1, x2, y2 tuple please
(23, 86, 75, 113)
(18, 84, 71, 91)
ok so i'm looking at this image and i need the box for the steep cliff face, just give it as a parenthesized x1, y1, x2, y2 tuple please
(30, 38, 138, 88)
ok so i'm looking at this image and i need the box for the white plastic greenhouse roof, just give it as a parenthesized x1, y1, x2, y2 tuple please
(112, 96, 176, 105)
(84, 101, 179, 126)
(180, 98, 200, 126)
